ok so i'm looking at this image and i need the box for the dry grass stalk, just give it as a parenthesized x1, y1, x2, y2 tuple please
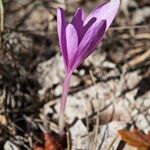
(0, 0, 4, 32)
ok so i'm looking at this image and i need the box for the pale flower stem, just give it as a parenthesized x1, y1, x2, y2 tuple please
(59, 73, 71, 136)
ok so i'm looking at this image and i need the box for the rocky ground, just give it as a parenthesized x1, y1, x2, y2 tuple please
(0, 0, 150, 149)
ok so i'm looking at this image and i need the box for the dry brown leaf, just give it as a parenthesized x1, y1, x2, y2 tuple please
(118, 129, 150, 150)
(34, 133, 63, 150)
(44, 134, 63, 150)
(34, 145, 44, 150)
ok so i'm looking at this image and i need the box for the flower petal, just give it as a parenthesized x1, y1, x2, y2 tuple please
(79, 17, 97, 42)
(84, 0, 120, 30)
(71, 8, 84, 40)
(66, 24, 78, 71)
(57, 8, 68, 68)
(71, 20, 106, 71)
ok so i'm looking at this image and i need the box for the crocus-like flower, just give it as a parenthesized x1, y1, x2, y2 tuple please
(57, 0, 120, 135)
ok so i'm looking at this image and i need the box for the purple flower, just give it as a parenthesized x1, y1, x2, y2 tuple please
(57, 0, 120, 135)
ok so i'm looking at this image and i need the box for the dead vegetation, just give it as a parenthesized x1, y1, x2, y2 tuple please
(0, 0, 150, 149)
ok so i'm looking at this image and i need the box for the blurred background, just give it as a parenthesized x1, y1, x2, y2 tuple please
(0, 0, 150, 149)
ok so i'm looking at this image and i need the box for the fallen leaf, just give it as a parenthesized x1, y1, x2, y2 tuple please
(34, 142, 45, 150)
(34, 145, 44, 150)
(44, 133, 63, 150)
(34, 133, 63, 150)
(118, 129, 150, 150)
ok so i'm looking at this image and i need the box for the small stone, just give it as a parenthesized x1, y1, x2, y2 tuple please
(70, 120, 88, 138)
(54, 85, 62, 96)
(125, 71, 141, 89)
(36, 55, 64, 96)
(87, 51, 106, 67)
(136, 114, 149, 132)
(4, 141, 19, 150)
(78, 69, 85, 76)
(70, 75, 81, 87)
(102, 61, 116, 69)
(44, 105, 53, 116)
